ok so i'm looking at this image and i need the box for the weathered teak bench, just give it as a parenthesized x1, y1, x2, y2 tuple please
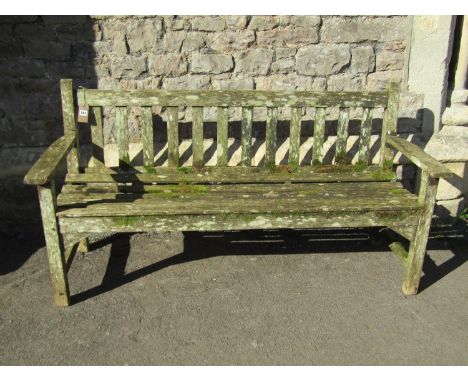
(24, 79, 453, 306)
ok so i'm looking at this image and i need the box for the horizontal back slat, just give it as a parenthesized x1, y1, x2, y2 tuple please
(78, 89, 388, 108)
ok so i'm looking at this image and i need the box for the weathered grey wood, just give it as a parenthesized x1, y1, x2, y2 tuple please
(77, 88, 389, 108)
(402, 171, 439, 295)
(265, 107, 278, 167)
(335, 108, 350, 164)
(241, 107, 253, 166)
(61, 180, 407, 197)
(58, 181, 416, 207)
(358, 107, 373, 165)
(57, 182, 420, 218)
(386, 135, 453, 178)
(68, 165, 397, 184)
(389, 241, 408, 266)
(116, 107, 129, 168)
(380, 82, 400, 168)
(60, 79, 79, 173)
(312, 107, 326, 165)
(90, 106, 104, 167)
(141, 107, 154, 167)
(38, 181, 70, 306)
(192, 106, 204, 168)
(59, 212, 418, 235)
(24, 135, 76, 185)
(167, 106, 179, 167)
(289, 107, 302, 166)
(217, 107, 228, 166)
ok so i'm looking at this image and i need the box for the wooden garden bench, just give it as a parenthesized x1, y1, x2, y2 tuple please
(24, 79, 453, 306)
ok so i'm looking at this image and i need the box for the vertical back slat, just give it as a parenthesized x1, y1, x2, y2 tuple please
(289, 107, 302, 166)
(380, 82, 401, 168)
(167, 106, 179, 167)
(335, 107, 349, 164)
(241, 106, 253, 167)
(217, 107, 228, 167)
(265, 107, 277, 167)
(192, 106, 204, 168)
(358, 108, 373, 165)
(141, 107, 154, 167)
(312, 107, 326, 165)
(116, 107, 129, 168)
(60, 79, 79, 173)
(90, 106, 104, 167)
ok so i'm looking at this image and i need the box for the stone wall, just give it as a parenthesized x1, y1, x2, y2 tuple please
(0, 15, 413, 231)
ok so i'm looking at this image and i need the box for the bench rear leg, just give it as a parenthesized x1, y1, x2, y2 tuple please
(402, 172, 438, 295)
(38, 182, 70, 306)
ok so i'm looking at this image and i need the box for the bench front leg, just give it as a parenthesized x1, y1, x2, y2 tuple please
(402, 170, 439, 295)
(37, 181, 70, 306)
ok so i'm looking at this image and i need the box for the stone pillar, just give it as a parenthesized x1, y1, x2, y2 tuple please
(407, 16, 456, 136)
(425, 16, 468, 221)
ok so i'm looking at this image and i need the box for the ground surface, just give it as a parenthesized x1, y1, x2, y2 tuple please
(0, 227, 467, 365)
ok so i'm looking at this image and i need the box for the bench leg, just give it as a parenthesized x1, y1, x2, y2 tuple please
(402, 172, 438, 296)
(38, 182, 70, 306)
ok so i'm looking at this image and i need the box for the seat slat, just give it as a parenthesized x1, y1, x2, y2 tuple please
(90, 106, 104, 167)
(289, 107, 302, 166)
(66, 165, 396, 184)
(141, 107, 154, 167)
(192, 106, 204, 167)
(241, 106, 253, 166)
(116, 107, 129, 168)
(265, 107, 277, 167)
(335, 108, 349, 164)
(312, 107, 326, 165)
(56, 181, 420, 218)
(358, 107, 373, 165)
(217, 106, 228, 166)
(167, 106, 179, 167)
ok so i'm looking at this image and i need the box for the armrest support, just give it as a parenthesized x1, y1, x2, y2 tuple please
(24, 134, 76, 185)
(386, 135, 454, 179)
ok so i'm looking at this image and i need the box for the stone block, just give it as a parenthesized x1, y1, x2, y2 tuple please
(126, 18, 163, 53)
(450, 89, 468, 105)
(190, 53, 234, 74)
(434, 197, 465, 221)
(191, 16, 226, 32)
(321, 17, 407, 43)
(162, 75, 211, 90)
(181, 33, 205, 52)
(248, 16, 279, 30)
(425, 134, 468, 163)
(235, 49, 273, 75)
(149, 54, 187, 76)
(225, 16, 249, 30)
(350, 46, 375, 73)
(164, 16, 189, 31)
(162, 32, 186, 53)
(212, 78, 254, 90)
(0, 25, 13, 43)
(327, 74, 365, 91)
(376, 50, 405, 71)
(110, 56, 146, 79)
(366, 70, 402, 91)
(441, 105, 468, 126)
(42, 16, 88, 24)
(278, 16, 321, 28)
(24, 41, 71, 59)
(271, 57, 295, 74)
(257, 27, 319, 47)
(207, 31, 255, 52)
(436, 162, 468, 200)
(275, 48, 296, 59)
(296, 45, 350, 76)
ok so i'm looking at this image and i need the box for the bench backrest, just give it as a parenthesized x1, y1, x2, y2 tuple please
(61, 79, 400, 172)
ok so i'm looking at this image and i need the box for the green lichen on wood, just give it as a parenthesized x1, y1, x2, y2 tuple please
(371, 169, 395, 181)
(334, 152, 348, 165)
(267, 163, 299, 174)
(143, 166, 157, 174)
(390, 188, 407, 195)
(146, 183, 208, 198)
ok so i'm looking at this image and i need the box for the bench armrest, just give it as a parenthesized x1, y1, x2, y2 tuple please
(24, 135, 76, 185)
(386, 135, 454, 179)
